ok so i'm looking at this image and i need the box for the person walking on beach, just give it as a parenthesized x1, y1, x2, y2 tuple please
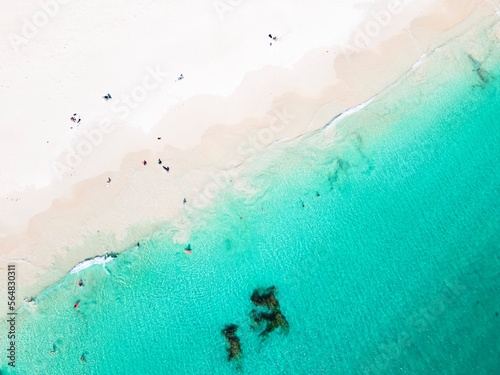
(103, 93, 112, 101)
(143, 160, 147, 166)
(107, 177, 111, 184)
(158, 158, 162, 164)
(163, 166, 169, 172)
(183, 198, 187, 205)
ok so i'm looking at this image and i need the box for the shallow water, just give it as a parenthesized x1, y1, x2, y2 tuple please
(3, 23, 500, 375)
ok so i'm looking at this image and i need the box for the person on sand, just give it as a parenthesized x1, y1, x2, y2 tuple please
(268, 34, 277, 46)
(158, 158, 162, 164)
(107, 177, 111, 184)
(143, 160, 147, 166)
(183, 198, 186, 205)
(163, 166, 169, 172)
(103, 93, 112, 101)
(71, 114, 78, 123)
(71, 114, 81, 124)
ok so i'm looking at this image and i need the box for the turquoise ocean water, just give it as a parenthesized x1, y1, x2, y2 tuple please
(3, 25, 500, 374)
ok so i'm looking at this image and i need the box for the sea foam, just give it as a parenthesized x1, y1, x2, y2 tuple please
(69, 255, 115, 274)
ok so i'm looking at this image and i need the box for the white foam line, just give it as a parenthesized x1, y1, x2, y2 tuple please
(69, 255, 115, 274)
(269, 96, 376, 148)
(412, 53, 427, 69)
(270, 134, 296, 146)
(323, 96, 375, 131)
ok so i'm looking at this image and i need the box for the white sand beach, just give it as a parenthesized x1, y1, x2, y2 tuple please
(0, 0, 498, 304)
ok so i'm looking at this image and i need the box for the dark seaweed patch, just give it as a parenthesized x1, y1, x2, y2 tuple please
(221, 324, 242, 362)
(249, 286, 289, 340)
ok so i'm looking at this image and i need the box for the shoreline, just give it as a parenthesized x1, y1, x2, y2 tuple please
(1, 0, 498, 308)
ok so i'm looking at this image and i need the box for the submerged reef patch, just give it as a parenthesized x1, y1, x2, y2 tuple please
(249, 286, 289, 339)
(250, 285, 280, 310)
(221, 287, 288, 366)
(221, 324, 242, 362)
